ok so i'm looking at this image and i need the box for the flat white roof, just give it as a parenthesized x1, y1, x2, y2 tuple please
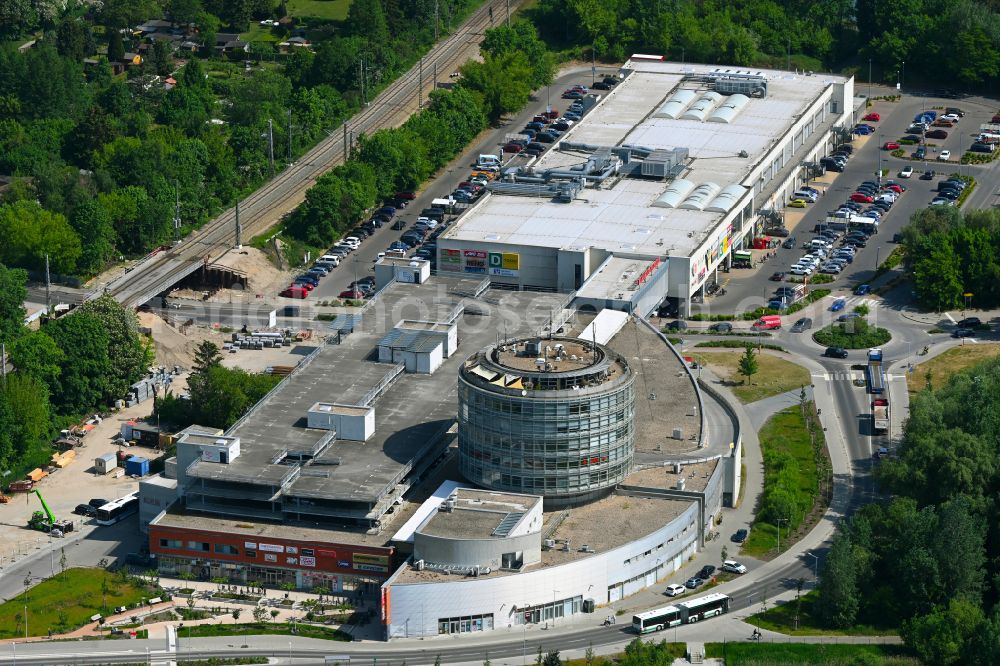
(443, 59, 849, 258)
(577, 309, 630, 346)
(576, 256, 661, 301)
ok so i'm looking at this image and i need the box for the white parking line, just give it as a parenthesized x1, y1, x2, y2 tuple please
(945, 312, 956, 323)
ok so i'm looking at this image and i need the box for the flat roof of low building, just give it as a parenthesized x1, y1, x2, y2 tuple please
(575, 256, 663, 302)
(309, 403, 372, 417)
(417, 488, 541, 540)
(626, 459, 720, 494)
(442, 59, 848, 259)
(188, 277, 570, 505)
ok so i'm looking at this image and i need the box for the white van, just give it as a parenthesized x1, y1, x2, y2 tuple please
(317, 255, 340, 267)
(477, 154, 501, 167)
(808, 239, 831, 250)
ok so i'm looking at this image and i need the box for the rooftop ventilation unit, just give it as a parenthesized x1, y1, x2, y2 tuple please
(712, 75, 767, 98)
(641, 148, 689, 178)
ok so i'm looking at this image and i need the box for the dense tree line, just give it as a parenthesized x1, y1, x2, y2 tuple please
(0, 268, 151, 475)
(817, 356, 1000, 665)
(0, 0, 487, 276)
(528, 0, 1000, 87)
(901, 207, 1000, 311)
(286, 20, 553, 247)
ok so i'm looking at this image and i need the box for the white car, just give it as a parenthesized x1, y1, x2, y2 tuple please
(938, 150, 952, 161)
(942, 113, 960, 122)
(899, 165, 913, 178)
(789, 265, 813, 276)
(665, 584, 686, 597)
(722, 560, 747, 574)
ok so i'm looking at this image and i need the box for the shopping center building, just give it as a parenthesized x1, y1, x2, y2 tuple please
(437, 56, 857, 315)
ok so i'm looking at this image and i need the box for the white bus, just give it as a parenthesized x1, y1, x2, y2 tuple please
(676, 592, 731, 623)
(96, 493, 140, 526)
(632, 604, 683, 634)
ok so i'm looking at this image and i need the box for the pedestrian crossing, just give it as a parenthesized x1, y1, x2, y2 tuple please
(810, 371, 904, 382)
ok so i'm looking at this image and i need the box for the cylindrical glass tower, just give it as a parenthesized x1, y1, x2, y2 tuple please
(458, 338, 636, 505)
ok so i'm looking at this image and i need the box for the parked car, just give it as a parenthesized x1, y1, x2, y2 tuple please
(862, 112, 880, 122)
(958, 317, 982, 328)
(788, 198, 809, 208)
(825, 346, 849, 359)
(665, 584, 686, 597)
(731, 528, 748, 543)
(722, 560, 748, 574)
(850, 193, 874, 203)
(881, 141, 900, 150)
(953, 328, 975, 338)
(684, 577, 705, 589)
(855, 284, 871, 295)
(769, 272, 785, 281)
(502, 142, 523, 153)
(74, 503, 96, 516)
(710, 322, 733, 333)
(926, 129, 948, 139)
(938, 149, 952, 161)
(899, 165, 913, 178)
(920, 169, 936, 180)
(338, 289, 366, 299)
(697, 565, 716, 579)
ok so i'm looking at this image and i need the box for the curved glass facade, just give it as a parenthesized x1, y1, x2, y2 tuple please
(458, 340, 636, 500)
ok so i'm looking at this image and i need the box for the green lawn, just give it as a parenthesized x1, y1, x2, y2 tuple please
(0, 569, 154, 638)
(747, 590, 901, 637)
(287, 0, 352, 20)
(742, 403, 831, 559)
(691, 351, 811, 403)
(182, 622, 350, 641)
(909, 343, 1000, 395)
(812, 318, 892, 349)
(705, 642, 916, 664)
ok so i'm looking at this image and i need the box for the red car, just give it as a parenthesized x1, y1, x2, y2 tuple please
(883, 184, 904, 193)
(863, 112, 880, 122)
(502, 142, 524, 154)
(394, 191, 416, 200)
(850, 193, 874, 203)
(339, 289, 366, 299)
(769, 272, 785, 281)
(543, 109, 560, 120)
(881, 141, 900, 150)
(992, 115, 1000, 123)
(925, 129, 948, 139)
(281, 286, 308, 299)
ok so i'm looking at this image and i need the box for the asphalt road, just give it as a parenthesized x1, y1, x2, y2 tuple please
(97, 0, 526, 309)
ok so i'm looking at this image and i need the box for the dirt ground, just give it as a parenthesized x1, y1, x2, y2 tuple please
(172, 246, 294, 304)
(0, 312, 318, 565)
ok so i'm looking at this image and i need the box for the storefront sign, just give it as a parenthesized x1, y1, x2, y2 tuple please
(300, 556, 317, 568)
(337, 560, 351, 568)
(353, 553, 389, 565)
(463, 250, 487, 258)
(381, 588, 391, 624)
(397, 269, 416, 283)
(464, 265, 486, 274)
(637, 257, 661, 286)
(355, 563, 389, 573)
(286, 557, 298, 565)
(264, 553, 277, 562)
(258, 543, 284, 553)
(489, 268, 517, 277)
(286, 546, 297, 554)
(441, 250, 462, 264)
(244, 542, 257, 550)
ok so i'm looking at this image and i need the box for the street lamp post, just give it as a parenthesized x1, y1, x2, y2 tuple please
(868, 58, 872, 100)
(807, 552, 820, 582)
(875, 246, 881, 275)
(775, 518, 788, 553)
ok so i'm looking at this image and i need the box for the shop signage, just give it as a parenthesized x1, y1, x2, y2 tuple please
(356, 563, 388, 573)
(286, 557, 298, 565)
(259, 543, 284, 553)
(244, 542, 257, 550)
(300, 556, 317, 568)
(353, 553, 389, 565)
(264, 553, 277, 562)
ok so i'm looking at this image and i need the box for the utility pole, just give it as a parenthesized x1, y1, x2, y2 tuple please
(1, 342, 7, 386)
(418, 57, 423, 109)
(506, 0, 511, 27)
(360, 58, 366, 106)
(343, 123, 348, 157)
(433, 62, 437, 91)
(173, 180, 181, 243)
(868, 58, 872, 100)
(235, 200, 242, 249)
(287, 108, 292, 161)
(44, 254, 50, 312)
(434, 0, 439, 42)
(267, 119, 274, 171)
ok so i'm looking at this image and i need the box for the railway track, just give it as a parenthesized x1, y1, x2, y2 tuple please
(103, 0, 516, 307)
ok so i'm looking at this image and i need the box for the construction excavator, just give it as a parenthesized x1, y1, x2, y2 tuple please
(27, 489, 73, 533)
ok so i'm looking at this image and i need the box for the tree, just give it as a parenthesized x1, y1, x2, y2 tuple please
(107, 29, 125, 63)
(232, 608, 241, 621)
(0, 263, 27, 345)
(192, 340, 222, 374)
(70, 199, 116, 274)
(737, 344, 758, 384)
(76, 294, 148, 400)
(169, 0, 204, 25)
(148, 40, 174, 77)
(252, 604, 267, 623)
(818, 530, 859, 629)
(59, 548, 66, 573)
(56, 18, 95, 61)
(10, 329, 63, 392)
(542, 651, 562, 666)
(270, 609, 279, 622)
(0, 199, 82, 274)
(0, 374, 52, 472)
(901, 600, 984, 666)
(46, 312, 112, 414)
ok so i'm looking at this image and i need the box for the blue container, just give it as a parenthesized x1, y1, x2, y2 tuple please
(125, 456, 149, 477)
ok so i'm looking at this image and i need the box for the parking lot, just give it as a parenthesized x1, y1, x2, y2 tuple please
(266, 67, 620, 304)
(694, 89, 1000, 317)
